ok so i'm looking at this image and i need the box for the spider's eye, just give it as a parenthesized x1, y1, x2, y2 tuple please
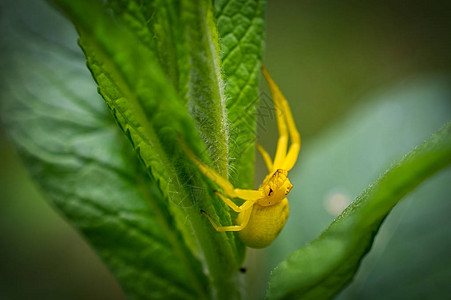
(268, 188, 273, 196)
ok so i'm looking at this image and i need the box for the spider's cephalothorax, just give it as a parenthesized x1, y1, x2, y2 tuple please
(258, 169, 293, 206)
(184, 66, 300, 248)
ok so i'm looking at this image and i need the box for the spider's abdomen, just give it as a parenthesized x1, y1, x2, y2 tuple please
(237, 198, 289, 248)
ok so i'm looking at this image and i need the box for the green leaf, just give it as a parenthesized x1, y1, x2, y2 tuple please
(50, 0, 251, 295)
(181, 0, 229, 174)
(214, 0, 266, 189)
(266, 122, 451, 300)
(1, 0, 266, 299)
(1, 4, 209, 299)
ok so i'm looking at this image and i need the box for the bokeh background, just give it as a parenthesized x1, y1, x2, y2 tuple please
(1, 0, 450, 299)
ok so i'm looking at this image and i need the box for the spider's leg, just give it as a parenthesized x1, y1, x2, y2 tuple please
(182, 144, 263, 201)
(201, 207, 252, 232)
(262, 67, 288, 170)
(256, 143, 273, 172)
(214, 191, 256, 212)
(262, 66, 301, 171)
(280, 98, 301, 170)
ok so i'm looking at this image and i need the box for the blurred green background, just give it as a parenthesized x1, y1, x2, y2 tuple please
(1, 0, 450, 299)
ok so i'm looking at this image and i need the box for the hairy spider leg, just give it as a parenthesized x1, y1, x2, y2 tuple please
(256, 143, 273, 172)
(280, 98, 301, 170)
(266, 72, 289, 170)
(201, 207, 252, 232)
(182, 143, 262, 201)
(214, 191, 256, 212)
(261, 66, 301, 171)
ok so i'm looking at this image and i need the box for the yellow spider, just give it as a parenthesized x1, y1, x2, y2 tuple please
(186, 66, 300, 248)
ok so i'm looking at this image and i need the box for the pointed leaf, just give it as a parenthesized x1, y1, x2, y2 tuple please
(0, 7, 209, 300)
(266, 122, 451, 300)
